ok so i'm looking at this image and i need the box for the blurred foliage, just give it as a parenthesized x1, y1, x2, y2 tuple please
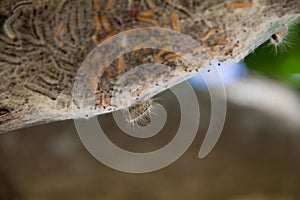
(245, 22, 300, 89)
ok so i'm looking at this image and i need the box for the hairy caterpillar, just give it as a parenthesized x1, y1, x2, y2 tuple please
(3, 18, 16, 40)
(268, 20, 298, 54)
(125, 99, 159, 127)
(3, 1, 33, 40)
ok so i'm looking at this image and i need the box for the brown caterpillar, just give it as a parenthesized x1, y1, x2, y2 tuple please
(3, 1, 33, 40)
(125, 99, 159, 127)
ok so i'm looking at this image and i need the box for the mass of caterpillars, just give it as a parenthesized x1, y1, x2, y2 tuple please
(50, 0, 254, 123)
(1, 0, 255, 124)
(1, 0, 91, 104)
(87, 0, 190, 111)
